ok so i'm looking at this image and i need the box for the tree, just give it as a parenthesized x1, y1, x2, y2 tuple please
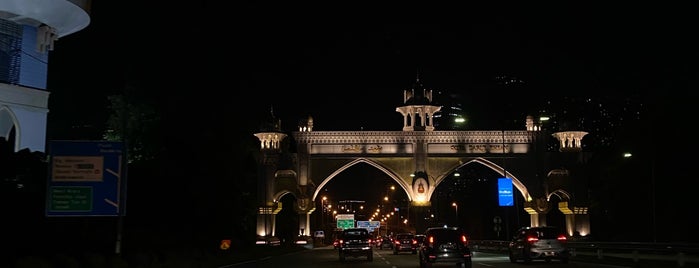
(103, 89, 161, 163)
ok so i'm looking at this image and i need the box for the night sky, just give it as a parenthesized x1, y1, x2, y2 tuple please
(40, 3, 699, 243)
(46, 4, 697, 135)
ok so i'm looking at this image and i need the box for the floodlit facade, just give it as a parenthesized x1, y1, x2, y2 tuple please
(0, 0, 91, 152)
(254, 77, 592, 241)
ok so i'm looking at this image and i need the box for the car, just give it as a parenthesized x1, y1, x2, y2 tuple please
(418, 226, 472, 268)
(338, 228, 373, 261)
(508, 226, 570, 263)
(378, 235, 393, 249)
(332, 230, 344, 249)
(415, 234, 427, 245)
(313, 230, 325, 239)
(333, 237, 342, 249)
(392, 233, 418, 254)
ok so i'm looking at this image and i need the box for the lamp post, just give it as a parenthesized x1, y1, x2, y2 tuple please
(321, 196, 327, 230)
(381, 185, 395, 234)
(452, 202, 458, 225)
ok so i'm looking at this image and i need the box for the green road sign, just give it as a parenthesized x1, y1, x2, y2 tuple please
(337, 219, 354, 229)
(336, 214, 355, 229)
(49, 186, 93, 211)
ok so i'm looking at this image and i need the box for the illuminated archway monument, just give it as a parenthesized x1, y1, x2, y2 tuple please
(253, 79, 590, 242)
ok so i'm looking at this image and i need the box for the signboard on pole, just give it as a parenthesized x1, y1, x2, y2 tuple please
(46, 140, 126, 216)
(356, 220, 381, 232)
(498, 177, 514, 206)
(336, 214, 355, 230)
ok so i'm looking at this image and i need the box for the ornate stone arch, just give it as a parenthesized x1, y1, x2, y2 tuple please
(311, 158, 409, 202)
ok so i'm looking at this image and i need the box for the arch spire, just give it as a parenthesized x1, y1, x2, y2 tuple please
(396, 70, 442, 131)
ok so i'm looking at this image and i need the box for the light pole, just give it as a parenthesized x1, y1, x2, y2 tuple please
(452, 202, 458, 225)
(321, 196, 327, 230)
(381, 185, 395, 235)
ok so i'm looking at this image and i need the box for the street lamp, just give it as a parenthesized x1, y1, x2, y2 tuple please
(452, 202, 458, 225)
(321, 196, 327, 230)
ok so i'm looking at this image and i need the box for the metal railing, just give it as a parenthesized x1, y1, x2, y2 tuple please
(470, 240, 699, 267)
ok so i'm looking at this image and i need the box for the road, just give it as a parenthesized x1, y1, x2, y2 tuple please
(223, 245, 646, 268)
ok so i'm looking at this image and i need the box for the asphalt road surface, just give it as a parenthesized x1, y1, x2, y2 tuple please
(224, 245, 643, 268)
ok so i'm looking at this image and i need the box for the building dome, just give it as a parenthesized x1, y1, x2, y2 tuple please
(259, 107, 282, 132)
(403, 78, 433, 105)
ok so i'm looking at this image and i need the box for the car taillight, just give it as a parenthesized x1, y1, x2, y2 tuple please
(461, 235, 468, 245)
(412, 239, 417, 245)
(339, 239, 344, 245)
(394, 240, 400, 245)
(557, 234, 567, 241)
(526, 236, 539, 243)
(368, 239, 372, 244)
(428, 236, 434, 246)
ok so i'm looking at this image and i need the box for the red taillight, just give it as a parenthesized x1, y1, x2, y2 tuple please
(427, 236, 435, 246)
(368, 239, 373, 244)
(394, 240, 400, 245)
(557, 234, 567, 241)
(461, 235, 468, 244)
(526, 236, 539, 243)
(339, 239, 344, 245)
(412, 239, 417, 245)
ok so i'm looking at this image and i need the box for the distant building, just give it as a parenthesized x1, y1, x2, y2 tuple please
(432, 90, 467, 130)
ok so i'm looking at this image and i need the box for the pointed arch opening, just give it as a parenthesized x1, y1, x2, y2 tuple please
(312, 158, 411, 202)
(431, 157, 533, 203)
(0, 106, 19, 151)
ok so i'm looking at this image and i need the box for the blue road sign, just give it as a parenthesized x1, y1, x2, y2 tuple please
(46, 140, 126, 216)
(498, 178, 514, 207)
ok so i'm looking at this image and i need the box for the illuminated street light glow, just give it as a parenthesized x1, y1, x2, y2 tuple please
(452, 202, 458, 224)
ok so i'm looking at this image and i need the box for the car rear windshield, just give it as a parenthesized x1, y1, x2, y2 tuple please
(528, 228, 560, 239)
(344, 230, 368, 236)
(396, 234, 413, 239)
(428, 229, 463, 242)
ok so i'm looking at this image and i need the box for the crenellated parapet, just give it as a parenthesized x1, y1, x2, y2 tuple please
(293, 130, 535, 154)
(293, 130, 533, 144)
